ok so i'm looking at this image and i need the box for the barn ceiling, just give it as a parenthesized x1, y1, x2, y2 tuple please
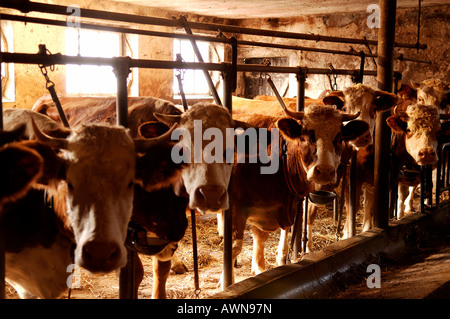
(108, 0, 446, 18)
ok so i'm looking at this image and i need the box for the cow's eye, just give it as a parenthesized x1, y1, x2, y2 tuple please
(67, 182, 74, 190)
(418, 98, 424, 103)
(128, 181, 134, 189)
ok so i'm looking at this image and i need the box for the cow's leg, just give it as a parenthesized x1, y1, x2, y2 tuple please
(343, 181, 362, 239)
(218, 213, 245, 289)
(134, 253, 144, 298)
(170, 252, 188, 274)
(306, 203, 318, 253)
(217, 212, 224, 238)
(405, 185, 416, 214)
(218, 237, 243, 289)
(251, 226, 270, 275)
(362, 188, 374, 232)
(152, 257, 171, 299)
(276, 228, 289, 266)
(397, 183, 410, 219)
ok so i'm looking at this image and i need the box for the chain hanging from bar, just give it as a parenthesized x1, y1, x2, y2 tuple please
(326, 63, 338, 91)
(38, 45, 70, 128)
(259, 58, 271, 86)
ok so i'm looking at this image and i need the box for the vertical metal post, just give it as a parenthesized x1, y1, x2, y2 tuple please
(114, 57, 131, 128)
(296, 71, 306, 111)
(291, 199, 303, 261)
(374, 0, 396, 230)
(0, 41, 5, 299)
(302, 197, 309, 253)
(222, 63, 233, 289)
(176, 63, 200, 294)
(180, 16, 223, 106)
(114, 57, 136, 299)
(348, 154, 357, 237)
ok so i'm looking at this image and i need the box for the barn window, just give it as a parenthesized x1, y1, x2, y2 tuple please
(1, 20, 15, 102)
(65, 28, 138, 96)
(173, 38, 223, 99)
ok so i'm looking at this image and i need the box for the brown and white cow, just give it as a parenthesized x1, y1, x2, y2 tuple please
(387, 104, 450, 218)
(229, 84, 396, 252)
(411, 78, 450, 115)
(224, 104, 367, 285)
(2, 108, 181, 298)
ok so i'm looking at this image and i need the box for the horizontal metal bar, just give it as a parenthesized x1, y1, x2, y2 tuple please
(0, 52, 227, 72)
(1, 0, 427, 50)
(1, 52, 377, 77)
(3, 13, 432, 65)
(238, 39, 377, 58)
(1, 14, 230, 45)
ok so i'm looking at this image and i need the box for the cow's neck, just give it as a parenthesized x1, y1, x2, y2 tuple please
(282, 139, 312, 198)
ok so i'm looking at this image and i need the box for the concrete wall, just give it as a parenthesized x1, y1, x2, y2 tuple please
(234, 5, 449, 99)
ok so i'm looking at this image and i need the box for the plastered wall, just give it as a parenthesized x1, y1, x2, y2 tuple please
(234, 5, 449, 99)
(2, 2, 448, 108)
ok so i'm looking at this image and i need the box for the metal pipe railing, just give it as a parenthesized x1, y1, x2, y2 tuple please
(1, 13, 432, 64)
(2, 52, 381, 78)
(1, 0, 427, 50)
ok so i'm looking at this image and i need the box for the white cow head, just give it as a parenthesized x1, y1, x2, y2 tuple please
(411, 78, 450, 114)
(387, 104, 444, 165)
(342, 84, 398, 148)
(277, 104, 368, 186)
(149, 103, 239, 213)
(33, 122, 136, 273)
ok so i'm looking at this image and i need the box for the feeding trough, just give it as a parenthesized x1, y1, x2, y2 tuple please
(308, 190, 336, 205)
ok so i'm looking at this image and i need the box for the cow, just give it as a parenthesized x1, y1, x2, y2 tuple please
(2, 108, 182, 298)
(228, 84, 396, 253)
(223, 103, 367, 286)
(32, 96, 249, 298)
(387, 104, 450, 218)
(395, 78, 450, 213)
(411, 78, 450, 115)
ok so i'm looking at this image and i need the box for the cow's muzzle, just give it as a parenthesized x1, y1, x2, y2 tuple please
(191, 185, 228, 212)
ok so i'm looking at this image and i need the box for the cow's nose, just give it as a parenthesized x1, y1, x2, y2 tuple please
(313, 165, 336, 182)
(82, 241, 122, 273)
(192, 185, 227, 211)
(418, 148, 437, 164)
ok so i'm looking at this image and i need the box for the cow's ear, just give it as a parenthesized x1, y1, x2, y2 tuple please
(323, 95, 345, 110)
(386, 116, 407, 133)
(374, 91, 398, 111)
(276, 118, 303, 140)
(341, 120, 370, 141)
(0, 145, 43, 204)
(410, 80, 421, 90)
(18, 141, 65, 185)
(138, 121, 170, 138)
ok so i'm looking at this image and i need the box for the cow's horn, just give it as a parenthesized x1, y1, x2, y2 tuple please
(31, 119, 69, 149)
(341, 112, 361, 122)
(134, 123, 178, 152)
(280, 106, 304, 120)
